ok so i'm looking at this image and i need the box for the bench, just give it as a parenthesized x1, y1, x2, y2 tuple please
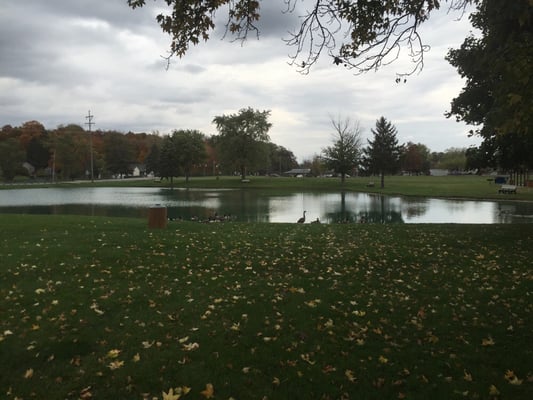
(498, 184, 517, 194)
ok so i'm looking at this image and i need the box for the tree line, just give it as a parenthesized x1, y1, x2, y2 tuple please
(315, 115, 480, 189)
(2, 109, 493, 186)
(0, 109, 298, 182)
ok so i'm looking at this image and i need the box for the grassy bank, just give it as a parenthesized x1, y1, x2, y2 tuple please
(1, 214, 532, 399)
(4, 175, 533, 202)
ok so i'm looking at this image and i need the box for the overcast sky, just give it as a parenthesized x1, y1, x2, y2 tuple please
(0, 0, 482, 161)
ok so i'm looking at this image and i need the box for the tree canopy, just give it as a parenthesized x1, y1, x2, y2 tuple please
(446, 0, 532, 179)
(322, 116, 363, 183)
(170, 129, 208, 183)
(127, 0, 471, 74)
(446, 0, 533, 138)
(213, 107, 272, 180)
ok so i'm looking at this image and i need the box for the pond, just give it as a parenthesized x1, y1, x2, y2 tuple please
(1, 186, 532, 224)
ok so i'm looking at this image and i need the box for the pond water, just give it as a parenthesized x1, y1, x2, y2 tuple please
(1, 186, 532, 224)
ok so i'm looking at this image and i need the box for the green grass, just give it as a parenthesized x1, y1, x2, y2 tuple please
(5, 175, 532, 202)
(1, 214, 532, 399)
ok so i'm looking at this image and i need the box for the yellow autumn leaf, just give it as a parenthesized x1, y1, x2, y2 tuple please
(504, 371, 523, 385)
(132, 353, 141, 362)
(301, 353, 316, 365)
(378, 355, 388, 364)
(162, 388, 181, 400)
(272, 377, 280, 386)
(79, 386, 92, 399)
(504, 370, 515, 380)
(488, 385, 500, 396)
(108, 360, 124, 370)
(106, 349, 121, 359)
(463, 370, 473, 382)
(482, 336, 495, 346)
(182, 342, 199, 351)
(24, 368, 34, 379)
(200, 383, 214, 399)
(345, 369, 357, 382)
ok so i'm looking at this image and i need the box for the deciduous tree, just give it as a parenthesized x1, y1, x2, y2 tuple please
(127, 0, 471, 75)
(0, 138, 25, 181)
(322, 116, 363, 183)
(145, 143, 161, 176)
(171, 129, 207, 183)
(159, 135, 181, 187)
(104, 132, 135, 176)
(446, 0, 532, 138)
(266, 143, 298, 175)
(401, 142, 431, 175)
(213, 107, 272, 180)
(435, 147, 467, 172)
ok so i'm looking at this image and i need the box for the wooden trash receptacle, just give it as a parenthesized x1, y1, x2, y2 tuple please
(148, 205, 167, 229)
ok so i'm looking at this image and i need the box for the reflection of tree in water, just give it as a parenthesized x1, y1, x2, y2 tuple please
(324, 192, 404, 224)
(164, 188, 273, 222)
(402, 199, 429, 219)
(357, 209, 403, 224)
(324, 192, 357, 223)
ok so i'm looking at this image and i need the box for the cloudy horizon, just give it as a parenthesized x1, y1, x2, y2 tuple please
(0, 0, 482, 161)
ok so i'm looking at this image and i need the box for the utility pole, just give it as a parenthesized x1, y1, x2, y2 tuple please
(85, 110, 95, 182)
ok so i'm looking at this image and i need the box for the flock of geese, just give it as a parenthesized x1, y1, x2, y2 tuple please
(297, 210, 321, 224)
(171, 210, 321, 224)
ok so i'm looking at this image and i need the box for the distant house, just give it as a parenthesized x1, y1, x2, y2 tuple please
(429, 169, 448, 176)
(130, 164, 147, 177)
(22, 162, 35, 177)
(283, 168, 311, 177)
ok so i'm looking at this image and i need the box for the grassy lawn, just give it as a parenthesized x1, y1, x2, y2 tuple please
(1, 214, 532, 399)
(5, 175, 532, 202)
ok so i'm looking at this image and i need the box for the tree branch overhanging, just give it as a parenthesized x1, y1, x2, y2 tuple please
(128, 0, 474, 75)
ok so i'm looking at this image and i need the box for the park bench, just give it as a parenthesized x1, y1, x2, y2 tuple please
(498, 184, 517, 194)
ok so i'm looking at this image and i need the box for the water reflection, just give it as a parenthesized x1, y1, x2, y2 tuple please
(0, 187, 532, 224)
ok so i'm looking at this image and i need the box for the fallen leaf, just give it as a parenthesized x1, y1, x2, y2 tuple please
(24, 368, 34, 379)
(482, 336, 495, 346)
(200, 383, 214, 399)
(182, 342, 199, 351)
(79, 386, 93, 399)
(488, 384, 500, 396)
(463, 370, 473, 382)
(108, 360, 124, 370)
(162, 388, 180, 400)
(106, 349, 121, 359)
(301, 353, 316, 365)
(345, 369, 357, 382)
